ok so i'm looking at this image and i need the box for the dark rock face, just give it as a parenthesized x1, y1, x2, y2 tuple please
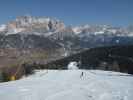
(0, 34, 61, 49)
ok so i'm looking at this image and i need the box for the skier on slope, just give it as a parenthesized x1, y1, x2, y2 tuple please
(80, 72, 84, 78)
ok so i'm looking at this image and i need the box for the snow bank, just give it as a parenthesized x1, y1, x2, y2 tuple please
(67, 61, 79, 70)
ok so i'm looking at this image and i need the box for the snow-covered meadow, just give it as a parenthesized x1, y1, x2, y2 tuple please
(0, 69, 133, 100)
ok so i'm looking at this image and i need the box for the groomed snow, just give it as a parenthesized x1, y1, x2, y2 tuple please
(0, 70, 133, 100)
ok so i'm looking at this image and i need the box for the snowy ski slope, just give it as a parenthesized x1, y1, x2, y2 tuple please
(0, 70, 133, 100)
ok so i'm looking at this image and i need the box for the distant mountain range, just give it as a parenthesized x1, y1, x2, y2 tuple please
(0, 16, 133, 49)
(0, 15, 133, 68)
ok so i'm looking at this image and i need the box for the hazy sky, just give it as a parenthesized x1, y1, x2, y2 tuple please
(0, 0, 132, 26)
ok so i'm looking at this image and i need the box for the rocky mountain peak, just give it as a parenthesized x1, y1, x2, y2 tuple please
(0, 16, 65, 35)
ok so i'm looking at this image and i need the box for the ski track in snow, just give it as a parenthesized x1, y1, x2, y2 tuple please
(0, 70, 133, 100)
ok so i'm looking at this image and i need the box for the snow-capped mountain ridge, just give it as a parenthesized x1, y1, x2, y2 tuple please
(0, 16, 133, 37)
(72, 24, 130, 36)
(0, 16, 65, 35)
(0, 24, 7, 32)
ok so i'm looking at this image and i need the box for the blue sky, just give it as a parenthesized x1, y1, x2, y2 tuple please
(0, 0, 133, 26)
